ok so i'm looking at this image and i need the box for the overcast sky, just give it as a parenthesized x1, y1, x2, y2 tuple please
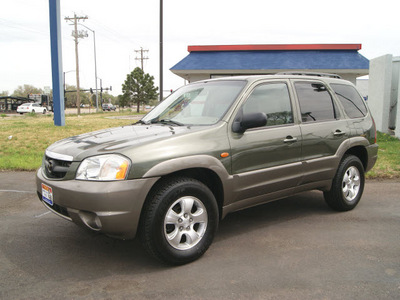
(1, 0, 399, 96)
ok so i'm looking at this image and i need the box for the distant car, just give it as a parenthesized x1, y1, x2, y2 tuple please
(102, 103, 116, 111)
(17, 103, 47, 114)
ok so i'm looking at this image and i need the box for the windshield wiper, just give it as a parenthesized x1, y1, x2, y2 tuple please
(135, 119, 149, 125)
(153, 119, 184, 126)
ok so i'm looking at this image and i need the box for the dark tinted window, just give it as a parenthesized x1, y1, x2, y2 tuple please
(331, 84, 367, 118)
(295, 82, 336, 122)
(243, 83, 293, 126)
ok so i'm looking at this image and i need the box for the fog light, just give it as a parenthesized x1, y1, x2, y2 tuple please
(79, 211, 102, 231)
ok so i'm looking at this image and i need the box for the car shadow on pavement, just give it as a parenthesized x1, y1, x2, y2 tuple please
(215, 190, 332, 243)
(2, 190, 333, 279)
(1, 217, 164, 281)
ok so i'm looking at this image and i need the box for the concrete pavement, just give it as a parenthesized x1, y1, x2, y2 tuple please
(1, 171, 399, 299)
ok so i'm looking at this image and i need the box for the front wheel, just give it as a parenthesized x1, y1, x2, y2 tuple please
(140, 177, 219, 265)
(324, 155, 365, 211)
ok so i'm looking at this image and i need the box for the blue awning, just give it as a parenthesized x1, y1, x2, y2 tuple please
(171, 50, 369, 71)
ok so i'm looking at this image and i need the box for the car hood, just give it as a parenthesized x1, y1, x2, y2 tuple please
(46, 124, 197, 161)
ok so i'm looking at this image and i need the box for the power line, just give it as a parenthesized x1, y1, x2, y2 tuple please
(90, 18, 139, 46)
(0, 18, 48, 37)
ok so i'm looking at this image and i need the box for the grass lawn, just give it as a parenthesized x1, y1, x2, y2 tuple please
(1, 113, 399, 178)
(366, 131, 400, 179)
(0, 112, 137, 170)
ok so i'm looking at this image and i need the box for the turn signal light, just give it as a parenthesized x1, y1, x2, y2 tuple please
(116, 161, 129, 180)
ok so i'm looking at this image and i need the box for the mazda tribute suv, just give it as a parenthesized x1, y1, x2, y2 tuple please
(36, 74, 378, 265)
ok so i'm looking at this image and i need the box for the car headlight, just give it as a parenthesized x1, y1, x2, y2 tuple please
(76, 154, 131, 181)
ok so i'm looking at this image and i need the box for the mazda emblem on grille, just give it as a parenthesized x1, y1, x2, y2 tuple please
(45, 159, 55, 175)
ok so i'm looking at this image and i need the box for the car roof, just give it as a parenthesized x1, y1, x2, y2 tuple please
(197, 73, 352, 85)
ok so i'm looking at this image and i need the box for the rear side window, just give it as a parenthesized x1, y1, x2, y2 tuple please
(295, 82, 336, 122)
(243, 82, 293, 126)
(330, 84, 367, 118)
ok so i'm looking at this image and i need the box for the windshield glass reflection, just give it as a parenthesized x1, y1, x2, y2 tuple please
(141, 80, 247, 126)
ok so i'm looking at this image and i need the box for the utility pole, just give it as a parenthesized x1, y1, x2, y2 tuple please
(65, 13, 88, 114)
(97, 78, 112, 104)
(135, 47, 149, 71)
(100, 78, 103, 104)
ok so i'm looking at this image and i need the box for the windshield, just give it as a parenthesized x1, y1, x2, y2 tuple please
(140, 80, 246, 126)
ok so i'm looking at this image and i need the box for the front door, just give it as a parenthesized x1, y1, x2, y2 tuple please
(228, 81, 302, 205)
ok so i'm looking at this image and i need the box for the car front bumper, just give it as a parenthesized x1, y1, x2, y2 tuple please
(36, 167, 159, 239)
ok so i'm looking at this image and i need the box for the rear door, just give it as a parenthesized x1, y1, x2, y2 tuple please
(292, 80, 349, 184)
(228, 80, 303, 204)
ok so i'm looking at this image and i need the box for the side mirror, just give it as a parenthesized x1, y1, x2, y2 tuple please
(232, 112, 267, 133)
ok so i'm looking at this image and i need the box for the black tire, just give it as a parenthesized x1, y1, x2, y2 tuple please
(324, 155, 365, 211)
(43, 109, 46, 114)
(140, 177, 219, 265)
(32, 110, 35, 113)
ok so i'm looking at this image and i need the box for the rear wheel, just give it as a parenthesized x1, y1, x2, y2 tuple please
(324, 155, 365, 211)
(140, 177, 218, 265)
(43, 109, 46, 114)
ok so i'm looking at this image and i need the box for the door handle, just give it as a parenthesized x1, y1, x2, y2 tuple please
(283, 136, 298, 143)
(334, 130, 346, 136)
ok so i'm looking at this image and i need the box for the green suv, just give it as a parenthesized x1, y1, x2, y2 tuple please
(36, 74, 378, 264)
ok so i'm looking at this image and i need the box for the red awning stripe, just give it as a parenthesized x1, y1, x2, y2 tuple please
(188, 44, 362, 52)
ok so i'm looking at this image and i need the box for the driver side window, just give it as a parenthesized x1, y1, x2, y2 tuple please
(243, 82, 293, 127)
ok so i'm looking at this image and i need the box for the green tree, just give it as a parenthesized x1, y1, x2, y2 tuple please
(117, 94, 130, 108)
(122, 67, 158, 113)
(12, 84, 43, 97)
(0, 91, 9, 97)
(65, 85, 90, 108)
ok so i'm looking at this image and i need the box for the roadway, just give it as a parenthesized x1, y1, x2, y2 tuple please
(1, 171, 399, 299)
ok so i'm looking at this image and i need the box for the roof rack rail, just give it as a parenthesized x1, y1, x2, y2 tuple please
(276, 72, 342, 79)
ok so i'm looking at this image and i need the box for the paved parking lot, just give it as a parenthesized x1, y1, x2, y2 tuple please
(1, 171, 399, 299)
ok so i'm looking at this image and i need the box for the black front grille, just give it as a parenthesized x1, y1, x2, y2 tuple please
(44, 156, 71, 179)
(37, 191, 70, 218)
(37, 192, 70, 218)
(49, 202, 70, 218)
